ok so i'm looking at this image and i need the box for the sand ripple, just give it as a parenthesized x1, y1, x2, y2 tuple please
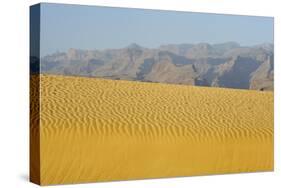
(31, 74, 273, 185)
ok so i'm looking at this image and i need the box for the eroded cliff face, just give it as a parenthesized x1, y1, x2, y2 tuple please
(250, 55, 274, 91)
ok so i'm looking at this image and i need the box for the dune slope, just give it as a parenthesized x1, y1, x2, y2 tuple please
(32, 74, 273, 185)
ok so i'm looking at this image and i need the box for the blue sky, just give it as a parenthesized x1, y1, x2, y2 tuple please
(40, 3, 274, 56)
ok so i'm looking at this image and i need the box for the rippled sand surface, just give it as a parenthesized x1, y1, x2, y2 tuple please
(31, 74, 273, 185)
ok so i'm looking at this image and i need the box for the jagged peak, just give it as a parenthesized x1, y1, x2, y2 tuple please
(127, 43, 143, 49)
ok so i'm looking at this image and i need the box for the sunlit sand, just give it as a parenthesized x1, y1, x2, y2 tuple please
(30, 74, 273, 185)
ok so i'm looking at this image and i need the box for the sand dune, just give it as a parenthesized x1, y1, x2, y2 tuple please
(31, 74, 273, 185)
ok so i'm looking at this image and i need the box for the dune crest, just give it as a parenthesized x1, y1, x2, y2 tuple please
(31, 74, 273, 185)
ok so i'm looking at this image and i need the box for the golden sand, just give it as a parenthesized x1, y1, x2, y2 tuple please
(30, 74, 273, 185)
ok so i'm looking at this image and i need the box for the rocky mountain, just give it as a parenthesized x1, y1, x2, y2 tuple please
(37, 42, 274, 91)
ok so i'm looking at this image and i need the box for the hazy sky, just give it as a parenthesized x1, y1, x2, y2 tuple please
(40, 3, 274, 56)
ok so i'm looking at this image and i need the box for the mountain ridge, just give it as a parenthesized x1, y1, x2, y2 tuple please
(35, 42, 274, 90)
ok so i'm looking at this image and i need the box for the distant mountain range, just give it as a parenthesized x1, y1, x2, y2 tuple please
(33, 42, 274, 90)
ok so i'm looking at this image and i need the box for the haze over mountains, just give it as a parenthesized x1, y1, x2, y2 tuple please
(35, 42, 274, 90)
